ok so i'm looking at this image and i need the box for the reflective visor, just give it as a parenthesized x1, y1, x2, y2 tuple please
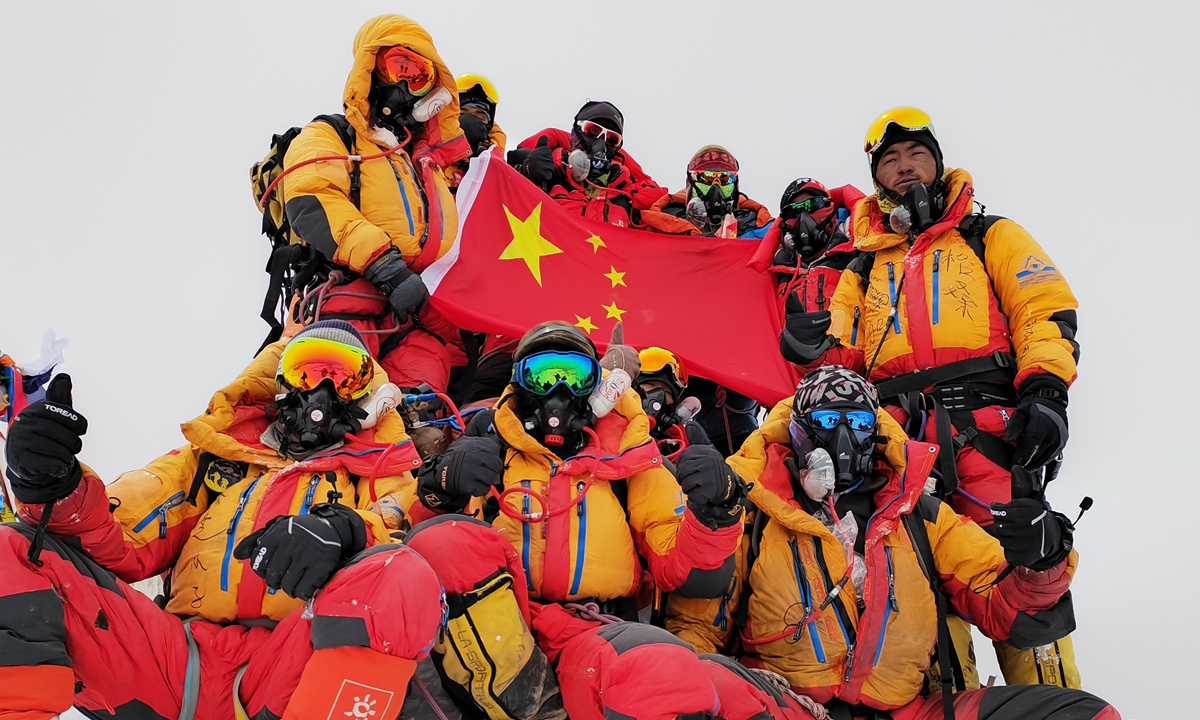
(864, 107, 935, 155)
(577, 119, 622, 149)
(804, 409, 877, 432)
(514, 351, 600, 397)
(279, 336, 374, 401)
(782, 196, 835, 218)
(691, 170, 737, 199)
(638, 347, 689, 388)
(374, 46, 437, 96)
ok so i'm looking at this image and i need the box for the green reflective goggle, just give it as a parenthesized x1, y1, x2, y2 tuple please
(691, 170, 737, 199)
(513, 351, 600, 397)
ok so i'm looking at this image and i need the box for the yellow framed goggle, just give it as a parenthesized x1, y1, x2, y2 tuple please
(456, 73, 500, 104)
(864, 107, 936, 155)
(638, 347, 689, 387)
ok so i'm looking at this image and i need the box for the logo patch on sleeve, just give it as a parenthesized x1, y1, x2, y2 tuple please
(1015, 256, 1061, 288)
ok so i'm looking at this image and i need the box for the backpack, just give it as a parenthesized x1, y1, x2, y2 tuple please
(249, 114, 361, 350)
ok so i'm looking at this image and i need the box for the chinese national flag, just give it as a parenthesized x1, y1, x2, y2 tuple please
(423, 149, 797, 405)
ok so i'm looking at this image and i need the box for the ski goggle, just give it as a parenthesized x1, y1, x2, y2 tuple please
(864, 107, 936, 156)
(802, 409, 877, 432)
(576, 119, 623, 149)
(279, 336, 375, 402)
(638, 347, 689, 393)
(691, 170, 737, 198)
(455, 73, 500, 104)
(781, 196, 835, 218)
(513, 351, 600, 397)
(374, 46, 437, 96)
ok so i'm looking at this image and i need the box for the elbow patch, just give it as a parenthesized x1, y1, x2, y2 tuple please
(285, 196, 338, 261)
(1006, 590, 1077, 650)
(672, 554, 736, 599)
(1049, 310, 1080, 363)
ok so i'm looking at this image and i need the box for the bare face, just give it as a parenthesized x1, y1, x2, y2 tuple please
(875, 140, 938, 195)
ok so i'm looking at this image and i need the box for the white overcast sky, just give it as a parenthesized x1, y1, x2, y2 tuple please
(2, 2, 1195, 717)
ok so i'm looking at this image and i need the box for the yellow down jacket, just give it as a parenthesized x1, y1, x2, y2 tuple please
(29, 341, 420, 625)
(825, 169, 1078, 388)
(406, 388, 742, 604)
(281, 15, 471, 274)
(669, 399, 1078, 710)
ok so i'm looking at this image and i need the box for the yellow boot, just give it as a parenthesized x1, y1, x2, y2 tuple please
(993, 635, 1081, 688)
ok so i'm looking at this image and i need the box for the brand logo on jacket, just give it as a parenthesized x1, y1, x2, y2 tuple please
(1015, 256, 1061, 288)
(329, 681, 394, 720)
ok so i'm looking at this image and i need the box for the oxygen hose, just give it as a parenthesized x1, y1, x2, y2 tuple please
(257, 126, 412, 210)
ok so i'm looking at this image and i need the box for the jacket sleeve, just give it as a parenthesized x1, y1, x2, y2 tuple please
(282, 122, 412, 273)
(983, 219, 1080, 387)
(924, 499, 1077, 649)
(626, 465, 742, 597)
(666, 531, 748, 654)
(614, 151, 667, 211)
(817, 268, 869, 372)
(18, 449, 211, 583)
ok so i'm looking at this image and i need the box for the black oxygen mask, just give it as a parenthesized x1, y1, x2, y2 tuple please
(701, 182, 733, 225)
(269, 380, 367, 459)
(369, 80, 420, 138)
(785, 213, 831, 260)
(517, 385, 591, 452)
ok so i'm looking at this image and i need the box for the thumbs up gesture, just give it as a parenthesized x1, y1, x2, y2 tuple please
(5, 374, 88, 504)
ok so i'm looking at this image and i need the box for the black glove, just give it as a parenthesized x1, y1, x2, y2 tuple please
(1006, 375, 1069, 470)
(518, 136, 561, 189)
(459, 113, 491, 156)
(990, 497, 1073, 571)
(5, 375, 88, 505)
(363, 247, 429, 322)
(779, 295, 835, 364)
(675, 445, 747, 530)
(233, 503, 367, 600)
(417, 434, 506, 511)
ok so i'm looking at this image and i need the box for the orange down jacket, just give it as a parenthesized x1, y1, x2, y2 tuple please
(669, 399, 1078, 710)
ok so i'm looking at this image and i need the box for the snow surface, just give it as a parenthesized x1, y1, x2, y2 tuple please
(1, 1, 1192, 718)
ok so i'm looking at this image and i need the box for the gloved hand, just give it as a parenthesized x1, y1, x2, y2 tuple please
(1006, 374, 1069, 469)
(779, 294, 835, 364)
(799, 448, 836, 502)
(675, 445, 747, 530)
(989, 497, 1073, 571)
(4, 375, 87, 505)
(233, 503, 367, 600)
(686, 198, 709, 229)
(417, 434, 506, 511)
(459, 113, 491, 156)
(364, 247, 429, 323)
(519, 136, 563, 188)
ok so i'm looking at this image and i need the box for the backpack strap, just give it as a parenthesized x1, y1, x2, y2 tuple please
(312, 114, 361, 209)
(903, 499, 963, 720)
(956, 214, 1005, 267)
(732, 504, 767, 637)
(846, 251, 876, 292)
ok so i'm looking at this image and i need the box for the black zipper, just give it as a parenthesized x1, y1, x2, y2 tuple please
(811, 537, 857, 681)
(816, 274, 827, 310)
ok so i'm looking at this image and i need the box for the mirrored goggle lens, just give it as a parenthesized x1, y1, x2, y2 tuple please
(805, 409, 877, 432)
(516, 351, 599, 396)
(638, 348, 688, 386)
(374, 46, 437, 96)
(577, 120, 622, 148)
(280, 337, 374, 401)
(864, 107, 934, 154)
(694, 180, 736, 199)
(783, 197, 834, 217)
(694, 170, 736, 186)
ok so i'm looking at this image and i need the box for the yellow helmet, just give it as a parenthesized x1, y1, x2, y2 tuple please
(862, 106, 943, 183)
(638, 347, 689, 397)
(456, 73, 500, 104)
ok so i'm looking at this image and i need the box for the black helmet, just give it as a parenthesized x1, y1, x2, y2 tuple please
(513, 321, 598, 363)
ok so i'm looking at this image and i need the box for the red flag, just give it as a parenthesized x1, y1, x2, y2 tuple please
(424, 149, 797, 405)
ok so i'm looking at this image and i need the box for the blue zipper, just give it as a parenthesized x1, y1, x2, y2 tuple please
(221, 477, 262, 592)
(851, 307, 861, 346)
(133, 492, 186, 539)
(569, 481, 587, 596)
(932, 250, 942, 325)
(713, 578, 737, 631)
(299, 474, 321, 515)
(521, 480, 533, 591)
(888, 263, 901, 334)
(874, 546, 899, 666)
(388, 159, 415, 235)
(789, 538, 825, 661)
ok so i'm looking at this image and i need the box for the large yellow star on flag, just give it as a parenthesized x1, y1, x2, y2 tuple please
(500, 203, 562, 286)
(601, 301, 626, 322)
(604, 266, 627, 288)
(574, 315, 598, 334)
(585, 235, 606, 253)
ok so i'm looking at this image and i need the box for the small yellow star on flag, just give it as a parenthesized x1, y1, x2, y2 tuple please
(574, 315, 598, 334)
(499, 203, 562, 286)
(585, 235, 606, 253)
(604, 266, 627, 288)
(601, 301, 626, 322)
